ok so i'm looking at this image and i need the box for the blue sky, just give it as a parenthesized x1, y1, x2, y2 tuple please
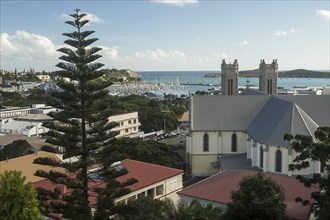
(1, 0, 329, 72)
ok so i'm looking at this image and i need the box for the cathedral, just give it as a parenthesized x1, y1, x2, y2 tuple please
(186, 59, 330, 177)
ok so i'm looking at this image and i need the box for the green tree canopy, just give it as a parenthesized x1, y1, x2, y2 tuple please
(98, 137, 183, 168)
(33, 9, 130, 219)
(0, 139, 34, 161)
(0, 170, 42, 220)
(114, 197, 223, 220)
(285, 127, 330, 219)
(225, 173, 288, 220)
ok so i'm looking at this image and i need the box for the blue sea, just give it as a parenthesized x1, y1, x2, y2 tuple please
(137, 71, 330, 96)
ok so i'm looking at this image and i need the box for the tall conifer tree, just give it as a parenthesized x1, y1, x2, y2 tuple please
(35, 9, 119, 219)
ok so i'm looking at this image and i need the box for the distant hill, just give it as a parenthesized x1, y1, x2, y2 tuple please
(101, 68, 140, 81)
(279, 69, 329, 78)
(237, 69, 329, 78)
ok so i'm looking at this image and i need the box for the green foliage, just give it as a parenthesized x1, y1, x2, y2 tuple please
(225, 173, 288, 220)
(98, 137, 183, 168)
(0, 170, 42, 220)
(40, 145, 60, 153)
(34, 9, 124, 219)
(0, 91, 31, 106)
(173, 199, 224, 220)
(114, 197, 223, 220)
(0, 139, 34, 161)
(98, 94, 188, 133)
(285, 127, 330, 219)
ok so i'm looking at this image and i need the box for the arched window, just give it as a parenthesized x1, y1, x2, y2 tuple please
(231, 133, 237, 152)
(259, 146, 264, 168)
(203, 133, 209, 152)
(275, 149, 282, 172)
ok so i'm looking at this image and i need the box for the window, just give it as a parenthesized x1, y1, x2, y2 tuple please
(128, 120, 131, 124)
(120, 122, 123, 126)
(125, 129, 129, 133)
(203, 133, 209, 152)
(133, 119, 137, 124)
(156, 185, 164, 196)
(231, 133, 237, 152)
(275, 149, 282, 172)
(259, 146, 263, 168)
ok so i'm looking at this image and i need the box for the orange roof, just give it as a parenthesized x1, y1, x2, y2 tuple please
(0, 151, 65, 183)
(178, 111, 189, 122)
(178, 170, 317, 220)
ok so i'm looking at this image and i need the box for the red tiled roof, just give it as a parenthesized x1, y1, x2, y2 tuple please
(118, 159, 184, 192)
(178, 170, 317, 220)
(33, 159, 183, 211)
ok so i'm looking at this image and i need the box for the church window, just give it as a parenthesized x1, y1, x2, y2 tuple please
(275, 149, 282, 172)
(231, 133, 237, 152)
(203, 133, 209, 152)
(259, 146, 263, 168)
(267, 79, 273, 94)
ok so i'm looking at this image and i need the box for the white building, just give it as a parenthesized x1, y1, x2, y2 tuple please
(0, 104, 56, 119)
(187, 92, 330, 177)
(0, 107, 32, 119)
(0, 119, 48, 137)
(108, 112, 141, 138)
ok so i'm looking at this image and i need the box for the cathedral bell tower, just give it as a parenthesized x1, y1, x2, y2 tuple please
(259, 59, 278, 95)
(221, 59, 239, 95)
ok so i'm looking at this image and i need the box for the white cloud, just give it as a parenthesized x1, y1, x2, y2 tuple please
(316, 10, 330, 23)
(290, 28, 298, 33)
(239, 40, 248, 46)
(150, 0, 198, 7)
(273, 31, 288, 37)
(133, 49, 186, 61)
(221, 52, 228, 58)
(99, 46, 119, 61)
(58, 12, 104, 24)
(0, 30, 59, 71)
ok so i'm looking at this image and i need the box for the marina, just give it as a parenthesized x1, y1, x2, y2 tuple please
(107, 71, 330, 97)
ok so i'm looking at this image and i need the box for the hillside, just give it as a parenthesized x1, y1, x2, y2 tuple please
(279, 69, 329, 78)
(101, 68, 140, 81)
(237, 69, 329, 78)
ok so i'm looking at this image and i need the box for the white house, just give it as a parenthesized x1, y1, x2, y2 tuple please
(187, 92, 330, 177)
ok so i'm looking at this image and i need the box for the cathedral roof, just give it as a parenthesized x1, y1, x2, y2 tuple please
(191, 95, 269, 131)
(191, 94, 330, 147)
(247, 97, 319, 147)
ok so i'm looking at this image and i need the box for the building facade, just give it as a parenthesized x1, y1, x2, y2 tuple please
(187, 94, 329, 177)
(259, 59, 278, 95)
(221, 59, 239, 95)
(108, 112, 141, 138)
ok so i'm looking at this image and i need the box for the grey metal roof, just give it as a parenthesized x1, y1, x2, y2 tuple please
(191, 95, 269, 131)
(191, 94, 329, 147)
(279, 95, 330, 127)
(246, 97, 319, 147)
(241, 89, 268, 96)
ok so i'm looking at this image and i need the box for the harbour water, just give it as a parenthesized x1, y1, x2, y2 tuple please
(109, 71, 330, 97)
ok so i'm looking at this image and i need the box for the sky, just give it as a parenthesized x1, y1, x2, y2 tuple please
(0, 0, 329, 72)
